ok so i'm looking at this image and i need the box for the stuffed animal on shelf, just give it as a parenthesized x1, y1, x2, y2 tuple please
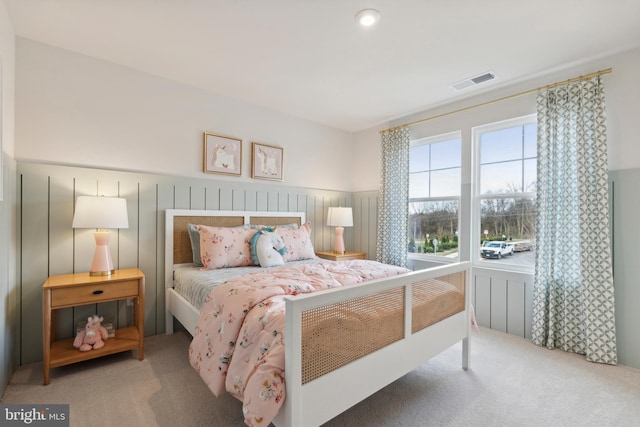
(250, 227, 287, 267)
(73, 315, 109, 351)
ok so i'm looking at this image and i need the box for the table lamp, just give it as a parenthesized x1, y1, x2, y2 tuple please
(327, 207, 353, 255)
(72, 196, 129, 276)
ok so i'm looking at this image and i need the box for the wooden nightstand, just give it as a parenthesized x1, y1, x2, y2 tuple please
(42, 268, 145, 385)
(315, 251, 367, 261)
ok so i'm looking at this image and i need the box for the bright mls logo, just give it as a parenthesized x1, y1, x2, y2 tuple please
(1, 404, 69, 426)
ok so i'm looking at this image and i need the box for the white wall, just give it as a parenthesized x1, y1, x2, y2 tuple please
(352, 126, 384, 192)
(0, 0, 14, 158)
(352, 47, 640, 191)
(15, 38, 356, 192)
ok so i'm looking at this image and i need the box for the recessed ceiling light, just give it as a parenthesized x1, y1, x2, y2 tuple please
(355, 9, 381, 27)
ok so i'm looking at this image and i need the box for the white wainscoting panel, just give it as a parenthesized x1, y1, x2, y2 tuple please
(19, 166, 637, 369)
(472, 267, 534, 339)
(17, 162, 354, 364)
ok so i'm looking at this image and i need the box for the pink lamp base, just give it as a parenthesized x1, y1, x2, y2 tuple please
(90, 230, 115, 276)
(333, 226, 345, 255)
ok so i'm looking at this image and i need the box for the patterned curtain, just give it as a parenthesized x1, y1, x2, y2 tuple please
(376, 126, 411, 267)
(532, 75, 617, 364)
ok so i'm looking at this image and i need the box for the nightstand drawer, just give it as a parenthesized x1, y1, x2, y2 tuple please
(51, 280, 139, 308)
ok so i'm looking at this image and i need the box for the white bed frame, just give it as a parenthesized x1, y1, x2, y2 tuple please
(165, 209, 471, 427)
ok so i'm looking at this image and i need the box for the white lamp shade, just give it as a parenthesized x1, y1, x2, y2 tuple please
(72, 196, 129, 229)
(72, 196, 128, 276)
(327, 207, 353, 227)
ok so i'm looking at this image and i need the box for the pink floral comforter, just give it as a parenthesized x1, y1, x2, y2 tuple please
(189, 260, 410, 427)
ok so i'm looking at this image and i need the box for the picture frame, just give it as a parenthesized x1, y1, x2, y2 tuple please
(203, 132, 242, 176)
(251, 142, 283, 181)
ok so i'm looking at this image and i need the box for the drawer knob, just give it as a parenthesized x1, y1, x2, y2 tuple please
(92, 290, 104, 295)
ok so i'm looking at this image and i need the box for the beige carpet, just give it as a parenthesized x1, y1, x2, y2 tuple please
(2, 328, 640, 427)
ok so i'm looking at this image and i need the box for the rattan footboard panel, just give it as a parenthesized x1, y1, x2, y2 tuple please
(301, 288, 404, 384)
(300, 271, 466, 385)
(411, 274, 465, 334)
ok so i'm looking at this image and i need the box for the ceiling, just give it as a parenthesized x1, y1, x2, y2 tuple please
(5, 0, 640, 133)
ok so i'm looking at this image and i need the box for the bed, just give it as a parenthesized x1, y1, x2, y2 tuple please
(165, 209, 471, 427)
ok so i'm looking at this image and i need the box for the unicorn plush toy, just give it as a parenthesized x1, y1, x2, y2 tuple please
(250, 227, 287, 267)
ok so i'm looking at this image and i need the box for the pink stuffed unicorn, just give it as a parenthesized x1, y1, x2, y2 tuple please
(73, 315, 109, 351)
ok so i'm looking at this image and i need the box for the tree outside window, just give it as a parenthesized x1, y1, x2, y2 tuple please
(475, 115, 537, 269)
(408, 133, 461, 258)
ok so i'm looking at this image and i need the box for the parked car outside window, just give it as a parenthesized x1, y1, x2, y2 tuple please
(480, 241, 514, 259)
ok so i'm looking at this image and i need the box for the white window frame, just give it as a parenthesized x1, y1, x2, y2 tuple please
(471, 114, 536, 273)
(408, 131, 462, 263)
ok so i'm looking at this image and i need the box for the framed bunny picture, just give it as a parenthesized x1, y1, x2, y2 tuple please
(251, 142, 283, 181)
(204, 132, 242, 176)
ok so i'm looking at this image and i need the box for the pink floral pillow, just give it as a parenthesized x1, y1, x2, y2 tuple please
(277, 222, 315, 262)
(198, 225, 257, 269)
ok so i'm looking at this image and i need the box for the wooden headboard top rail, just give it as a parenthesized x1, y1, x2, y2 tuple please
(166, 209, 306, 268)
(249, 216, 302, 226)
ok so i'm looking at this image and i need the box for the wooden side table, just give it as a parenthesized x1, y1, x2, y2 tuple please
(315, 251, 367, 261)
(42, 268, 145, 385)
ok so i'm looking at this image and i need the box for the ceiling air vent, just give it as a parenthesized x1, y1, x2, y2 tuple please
(450, 71, 496, 91)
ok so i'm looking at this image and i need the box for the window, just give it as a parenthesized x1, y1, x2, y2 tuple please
(473, 115, 536, 270)
(408, 132, 461, 259)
